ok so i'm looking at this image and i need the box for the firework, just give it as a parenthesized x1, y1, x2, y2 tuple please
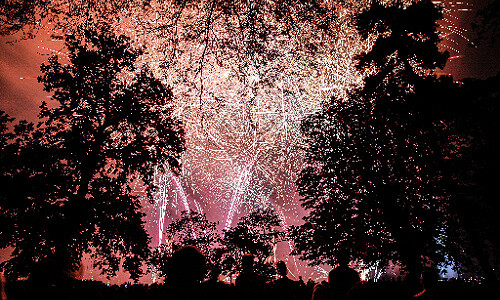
(433, 0, 473, 75)
(23, 0, 473, 281)
(124, 2, 371, 246)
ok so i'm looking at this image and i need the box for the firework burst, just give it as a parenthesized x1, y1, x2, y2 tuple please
(123, 2, 371, 246)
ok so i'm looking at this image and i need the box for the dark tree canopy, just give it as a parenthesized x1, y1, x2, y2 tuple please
(148, 208, 286, 281)
(222, 208, 285, 280)
(472, 0, 500, 45)
(164, 210, 221, 256)
(148, 210, 221, 280)
(438, 74, 500, 283)
(0, 27, 185, 281)
(293, 0, 451, 281)
(0, 1, 133, 38)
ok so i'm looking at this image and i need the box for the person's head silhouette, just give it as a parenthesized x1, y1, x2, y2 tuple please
(420, 267, 439, 291)
(241, 254, 254, 273)
(276, 261, 287, 278)
(208, 263, 222, 281)
(336, 248, 351, 267)
(328, 248, 360, 297)
(167, 245, 206, 287)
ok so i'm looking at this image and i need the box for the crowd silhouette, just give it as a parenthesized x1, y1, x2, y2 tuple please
(0, 244, 496, 300)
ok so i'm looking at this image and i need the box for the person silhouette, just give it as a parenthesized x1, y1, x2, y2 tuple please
(413, 267, 440, 299)
(202, 263, 232, 300)
(311, 279, 329, 300)
(269, 261, 297, 299)
(329, 249, 360, 299)
(298, 276, 305, 287)
(312, 249, 360, 300)
(273, 261, 293, 285)
(235, 254, 265, 299)
(165, 245, 206, 299)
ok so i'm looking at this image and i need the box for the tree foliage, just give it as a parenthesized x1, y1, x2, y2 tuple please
(0, 27, 185, 281)
(148, 208, 286, 281)
(472, 0, 500, 45)
(437, 74, 500, 282)
(222, 208, 285, 280)
(164, 210, 221, 257)
(0, 1, 134, 38)
(293, 0, 451, 280)
(148, 210, 221, 279)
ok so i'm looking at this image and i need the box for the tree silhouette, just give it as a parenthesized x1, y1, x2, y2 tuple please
(293, 0, 450, 284)
(0, 111, 14, 174)
(0, 1, 334, 42)
(148, 210, 221, 280)
(0, 1, 133, 38)
(223, 208, 285, 280)
(0, 111, 17, 249)
(438, 74, 500, 283)
(165, 210, 221, 257)
(472, 0, 500, 45)
(0, 27, 185, 281)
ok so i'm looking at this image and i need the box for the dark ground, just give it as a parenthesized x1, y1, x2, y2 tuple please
(2, 278, 497, 300)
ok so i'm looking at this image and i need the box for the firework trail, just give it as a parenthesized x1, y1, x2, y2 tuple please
(432, 1, 473, 64)
(147, 166, 195, 246)
(224, 161, 255, 231)
(171, 175, 191, 214)
(275, 206, 300, 279)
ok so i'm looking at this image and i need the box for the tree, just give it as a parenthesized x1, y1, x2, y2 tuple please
(0, 27, 185, 281)
(293, 0, 451, 284)
(0, 1, 134, 38)
(0, 111, 16, 245)
(472, 0, 500, 45)
(222, 208, 285, 280)
(438, 74, 500, 283)
(164, 210, 221, 258)
(1, 1, 334, 45)
(148, 210, 221, 280)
